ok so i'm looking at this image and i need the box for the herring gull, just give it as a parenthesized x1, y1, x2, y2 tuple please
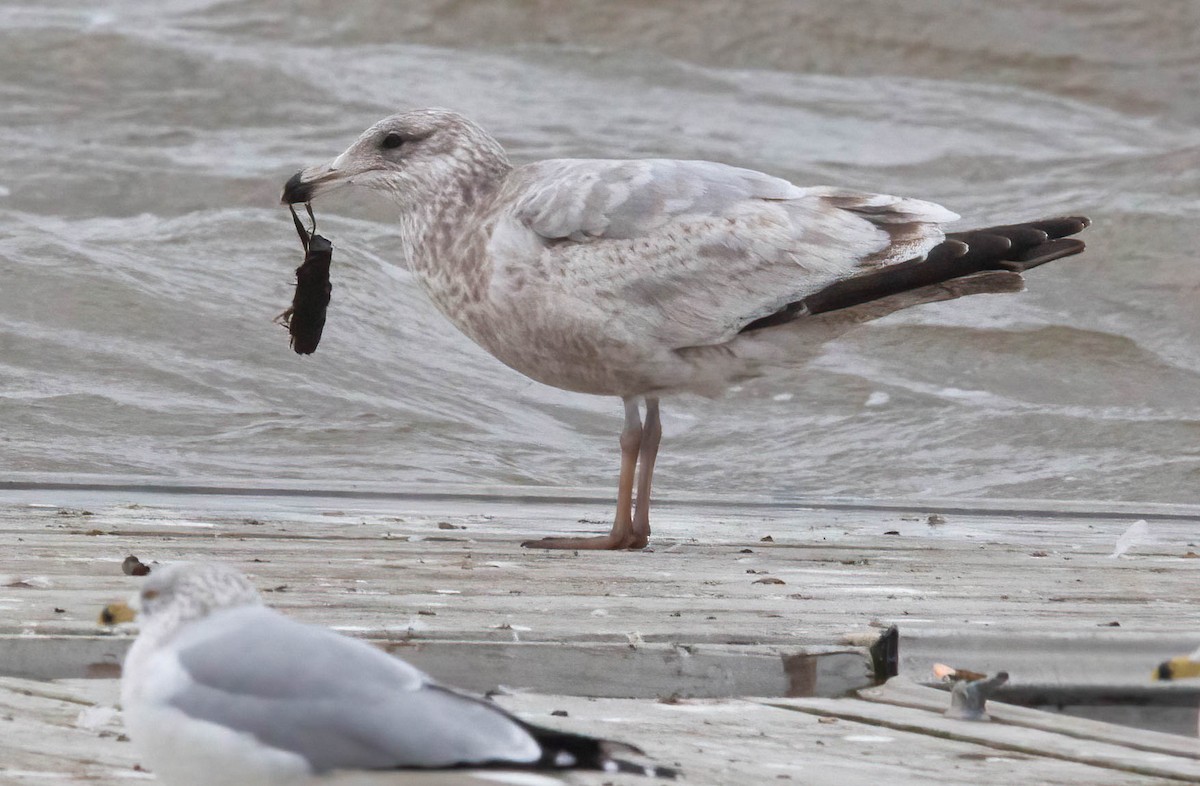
(282, 108, 1090, 550)
(114, 562, 676, 784)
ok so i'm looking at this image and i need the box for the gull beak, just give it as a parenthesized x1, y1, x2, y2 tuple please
(1153, 655, 1200, 681)
(281, 153, 354, 204)
(99, 600, 137, 626)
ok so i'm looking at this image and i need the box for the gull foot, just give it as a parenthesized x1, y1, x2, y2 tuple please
(521, 533, 648, 550)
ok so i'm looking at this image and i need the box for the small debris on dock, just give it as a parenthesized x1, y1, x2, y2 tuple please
(932, 663, 988, 683)
(121, 556, 151, 576)
(945, 671, 1009, 721)
(98, 601, 136, 626)
(1108, 519, 1149, 559)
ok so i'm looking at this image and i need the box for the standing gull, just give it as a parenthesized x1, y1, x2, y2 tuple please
(282, 108, 1090, 550)
(115, 562, 675, 784)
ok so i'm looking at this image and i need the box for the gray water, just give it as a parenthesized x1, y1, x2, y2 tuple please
(1, 0, 1198, 503)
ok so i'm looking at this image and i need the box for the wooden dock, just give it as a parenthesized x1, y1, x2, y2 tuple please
(2, 484, 1199, 783)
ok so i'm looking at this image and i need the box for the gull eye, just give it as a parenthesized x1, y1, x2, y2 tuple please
(381, 133, 405, 150)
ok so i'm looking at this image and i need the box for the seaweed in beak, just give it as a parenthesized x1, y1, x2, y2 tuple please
(276, 203, 333, 354)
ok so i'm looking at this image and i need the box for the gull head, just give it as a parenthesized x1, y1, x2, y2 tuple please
(130, 562, 261, 629)
(282, 108, 509, 207)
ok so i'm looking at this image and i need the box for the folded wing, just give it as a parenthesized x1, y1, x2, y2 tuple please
(169, 607, 541, 772)
(493, 158, 957, 347)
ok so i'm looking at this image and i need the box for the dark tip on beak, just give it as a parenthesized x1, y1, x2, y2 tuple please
(1157, 661, 1173, 681)
(282, 170, 313, 205)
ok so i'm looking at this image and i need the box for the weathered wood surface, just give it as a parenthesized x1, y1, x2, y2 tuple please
(767, 694, 1200, 781)
(1, 676, 1192, 786)
(1, 489, 1199, 690)
(3, 487, 1200, 784)
(857, 677, 1200, 760)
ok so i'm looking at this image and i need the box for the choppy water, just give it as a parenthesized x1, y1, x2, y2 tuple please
(2, 0, 1198, 503)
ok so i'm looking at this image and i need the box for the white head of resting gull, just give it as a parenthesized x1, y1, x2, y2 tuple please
(282, 108, 1090, 551)
(115, 562, 676, 784)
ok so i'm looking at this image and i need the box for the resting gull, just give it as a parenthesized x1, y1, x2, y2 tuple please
(282, 108, 1090, 550)
(113, 562, 676, 784)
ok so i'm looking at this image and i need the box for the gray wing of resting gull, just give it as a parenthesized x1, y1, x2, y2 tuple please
(168, 606, 542, 771)
(118, 563, 675, 784)
(281, 108, 1092, 552)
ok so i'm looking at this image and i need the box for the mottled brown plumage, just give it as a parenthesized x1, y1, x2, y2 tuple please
(282, 108, 1091, 551)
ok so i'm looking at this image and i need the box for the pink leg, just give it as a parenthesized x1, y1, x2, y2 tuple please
(630, 397, 660, 547)
(522, 398, 646, 550)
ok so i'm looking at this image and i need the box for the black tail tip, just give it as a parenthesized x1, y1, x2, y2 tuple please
(610, 758, 679, 779)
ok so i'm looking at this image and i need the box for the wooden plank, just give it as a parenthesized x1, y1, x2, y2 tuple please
(0, 677, 141, 784)
(901, 630, 1200, 687)
(0, 636, 873, 699)
(2, 496, 1198, 656)
(760, 695, 1200, 781)
(0, 677, 1179, 786)
(858, 677, 1200, 760)
(3, 493, 1200, 781)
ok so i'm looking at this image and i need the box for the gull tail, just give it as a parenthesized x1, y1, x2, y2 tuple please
(520, 721, 678, 778)
(741, 216, 1091, 331)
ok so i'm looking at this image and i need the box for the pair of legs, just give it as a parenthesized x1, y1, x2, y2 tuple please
(523, 396, 662, 550)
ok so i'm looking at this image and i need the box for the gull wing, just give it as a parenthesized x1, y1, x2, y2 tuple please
(493, 158, 957, 347)
(167, 606, 541, 772)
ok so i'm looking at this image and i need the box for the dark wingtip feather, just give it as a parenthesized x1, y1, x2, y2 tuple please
(741, 213, 1091, 331)
(1032, 216, 1090, 238)
(610, 758, 680, 779)
(516, 719, 676, 778)
(1003, 237, 1087, 270)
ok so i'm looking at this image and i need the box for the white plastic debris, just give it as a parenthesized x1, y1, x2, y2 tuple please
(1109, 519, 1149, 559)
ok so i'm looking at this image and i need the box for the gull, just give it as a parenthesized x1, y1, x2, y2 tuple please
(282, 108, 1090, 550)
(113, 562, 676, 785)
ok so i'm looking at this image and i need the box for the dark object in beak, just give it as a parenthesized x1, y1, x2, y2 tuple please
(282, 170, 313, 204)
(276, 203, 333, 354)
(1157, 661, 1174, 681)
